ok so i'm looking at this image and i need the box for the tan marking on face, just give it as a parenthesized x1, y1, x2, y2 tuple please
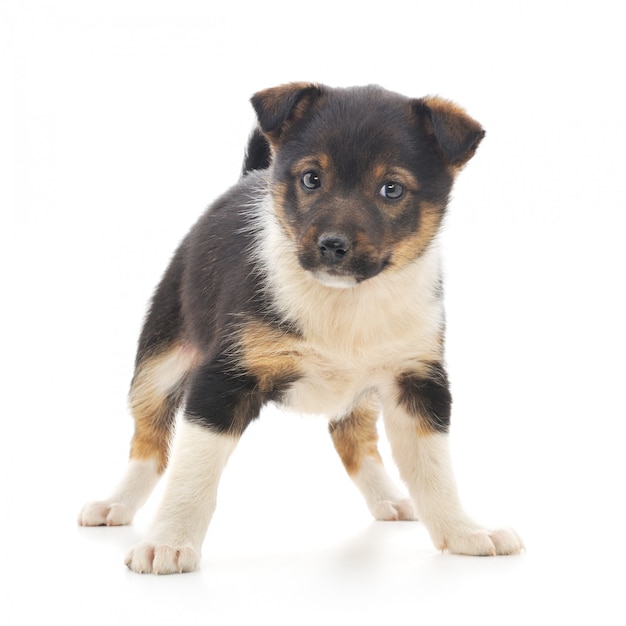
(389, 201, 445, 269)
(292, 154, 331, 175)
(316, 153, 330, 171)
(329, 396, 382, 475)
(351, 228, 382, 258)
(373, 164, 419, 191)
(372, 162, 387, 181)
(269, 180, 299, 242)
(128, 343, 199, 473)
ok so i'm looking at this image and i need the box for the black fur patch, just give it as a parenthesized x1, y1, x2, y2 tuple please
(397, 363, 451, 433)
(185, 354, 298, 436)
(135, 243, 187, 365)
(185, 362, 262, 435)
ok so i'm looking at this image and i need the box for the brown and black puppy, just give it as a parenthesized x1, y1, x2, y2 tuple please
(79, 83, 523, 574)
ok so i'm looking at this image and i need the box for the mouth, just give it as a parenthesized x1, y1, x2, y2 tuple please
(304, 254, 393, 289)
(312, 270, 358, 289)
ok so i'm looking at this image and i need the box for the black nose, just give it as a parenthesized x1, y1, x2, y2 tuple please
(318, 234, 350, 264)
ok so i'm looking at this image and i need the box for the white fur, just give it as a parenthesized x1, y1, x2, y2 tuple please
(129, 342, 198, 409)
(350, 456, 416, 521)
(150, 343, 198, 395)
(312, 271, 358, 288)
(78, 458, 160, 526)
(125, 420, 238, 574)
(381, 403, 523, 555)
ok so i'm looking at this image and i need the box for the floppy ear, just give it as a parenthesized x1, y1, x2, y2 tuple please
(251, 82, 324, 145)
(414, 97, 485, 168)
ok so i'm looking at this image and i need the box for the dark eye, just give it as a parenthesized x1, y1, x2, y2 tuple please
(380, 182, 404, 199)
(302, 171, 322, 190)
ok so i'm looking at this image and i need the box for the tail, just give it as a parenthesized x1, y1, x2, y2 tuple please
(242, 127, 272, 176)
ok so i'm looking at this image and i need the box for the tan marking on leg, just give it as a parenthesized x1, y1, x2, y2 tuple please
(329, 397, 382, 476)
(238, 321, 303, 392)
(128, 343, 199, 473)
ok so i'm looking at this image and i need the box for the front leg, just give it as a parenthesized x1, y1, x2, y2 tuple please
(125, 359, 265, 574)
(125, 419, 239, 574)
(382, 363, 523, 556)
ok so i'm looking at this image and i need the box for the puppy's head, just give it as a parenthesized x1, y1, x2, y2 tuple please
(251, 83, 484, 288)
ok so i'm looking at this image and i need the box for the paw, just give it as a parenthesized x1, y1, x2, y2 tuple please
(371, 498, 417, 521)
(439, 525, 524, 556)
(125, 542, 200, 574)
(78, 501, 135, 527)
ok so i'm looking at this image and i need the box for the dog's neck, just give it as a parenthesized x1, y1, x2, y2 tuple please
(252, 190, 445, 362)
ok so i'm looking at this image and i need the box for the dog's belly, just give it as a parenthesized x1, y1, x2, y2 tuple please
(272, 322, 443, 419)
(281, 366, 373, 417)
(277, 343, 410, 418)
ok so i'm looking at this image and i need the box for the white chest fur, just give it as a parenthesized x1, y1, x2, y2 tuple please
(255, 199, 446, 418)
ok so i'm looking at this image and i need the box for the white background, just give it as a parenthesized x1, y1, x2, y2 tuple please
(2, 0, 625, 624)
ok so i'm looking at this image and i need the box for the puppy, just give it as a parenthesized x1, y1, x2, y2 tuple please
(79, 83, 523, 574)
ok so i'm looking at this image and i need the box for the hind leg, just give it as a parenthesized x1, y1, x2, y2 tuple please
(78, 343, 197, 527)
(330, 397, 416, 521)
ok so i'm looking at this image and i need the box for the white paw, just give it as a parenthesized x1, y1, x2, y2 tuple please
(438, 525, 524, 556)
(371, 498, 417, 521)
(125, 542, 200, 574)
(78, 501, 135, 527)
